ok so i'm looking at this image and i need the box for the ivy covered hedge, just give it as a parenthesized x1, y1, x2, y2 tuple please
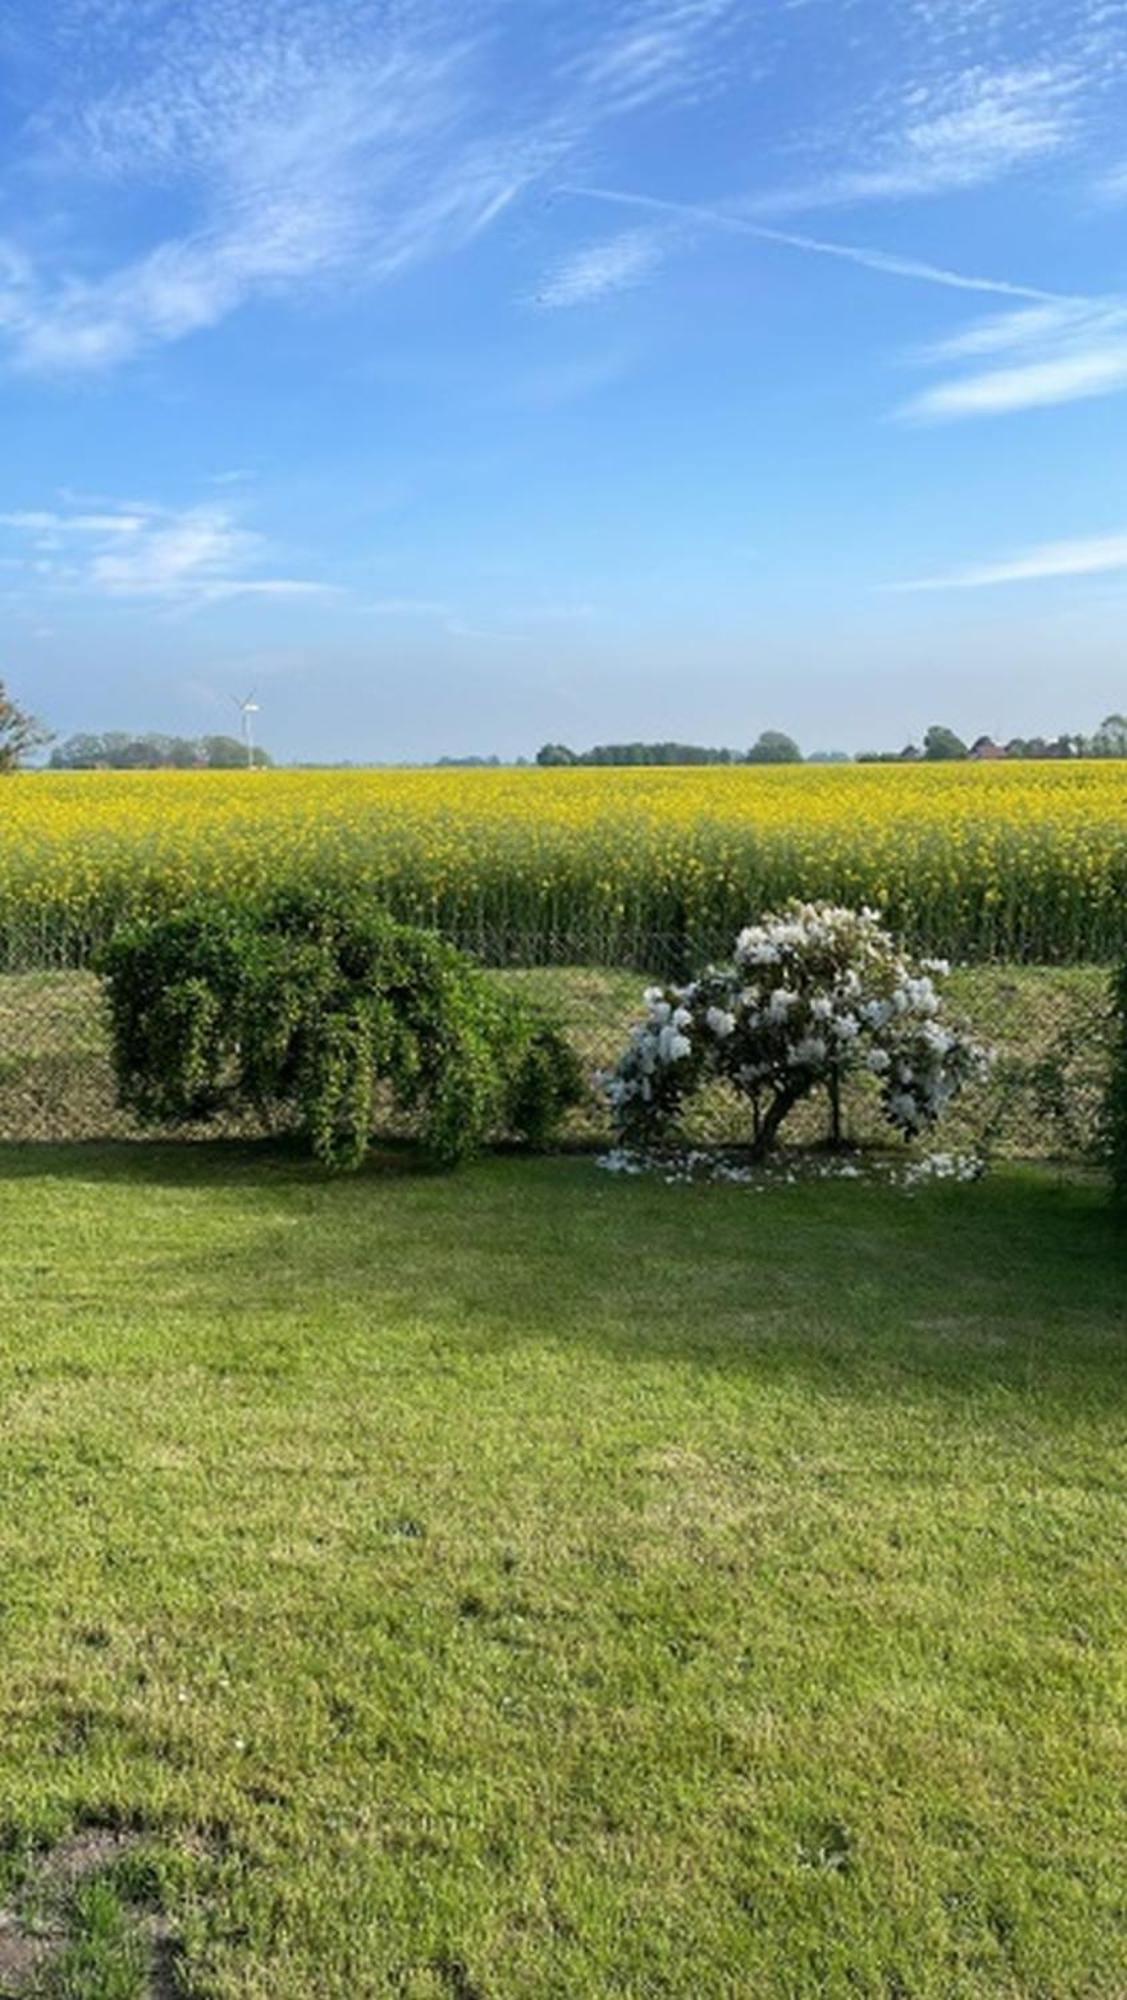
(99, 892, 581, 1169)
(1109, 962, 1127, 1207)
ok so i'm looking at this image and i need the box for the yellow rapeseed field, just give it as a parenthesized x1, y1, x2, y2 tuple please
(2, 760, 1125, 964)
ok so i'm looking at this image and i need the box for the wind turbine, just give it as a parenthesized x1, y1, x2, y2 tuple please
(230, 691, 260, 769)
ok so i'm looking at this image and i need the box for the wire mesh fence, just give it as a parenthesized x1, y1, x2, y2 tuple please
(0, 932, 1115, 1162)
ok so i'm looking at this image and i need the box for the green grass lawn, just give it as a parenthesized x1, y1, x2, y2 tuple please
(0, 1146, 1123, 1998)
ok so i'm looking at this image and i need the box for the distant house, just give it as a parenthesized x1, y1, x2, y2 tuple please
(968, 736, 1006, 761)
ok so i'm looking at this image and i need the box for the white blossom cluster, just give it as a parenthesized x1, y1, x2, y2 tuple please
(595, 1145, 987, 1189)
(600, 903, 988, 1151)
(599, 990, 698, 1120)
(899, 1151, 985, 1185)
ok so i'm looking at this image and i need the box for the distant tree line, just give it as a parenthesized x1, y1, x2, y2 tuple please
(48, 732, 273, 770)
(538, 716, 1127, 769)
(1, 671, 1124, 775)
(537, 732, 803, 767)
(435, 754, 533, 768)
(857, 717, 1127, 764)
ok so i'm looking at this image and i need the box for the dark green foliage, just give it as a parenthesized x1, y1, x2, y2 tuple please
(99, 894, 581, 1168)
(1091, 713, 1127, 758)
(49, 730, 272, 769)
(1108, 963, 1127, 1206)
(534, 740, 792, 766)
(745, 729, 802, 764)
(923, 723, 968, 762)
(0, 677, 52, 771)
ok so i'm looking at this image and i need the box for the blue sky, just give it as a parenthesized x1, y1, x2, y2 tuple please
(1, 0, 1126, 761)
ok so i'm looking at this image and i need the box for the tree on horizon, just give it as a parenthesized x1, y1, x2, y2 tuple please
(0, 679, 52, 772)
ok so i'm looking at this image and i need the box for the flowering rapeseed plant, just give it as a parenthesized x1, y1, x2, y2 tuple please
(0, 761, 1124, 964)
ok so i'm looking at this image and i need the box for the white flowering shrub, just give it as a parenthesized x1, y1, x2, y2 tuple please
(601, 902, 988, 1157)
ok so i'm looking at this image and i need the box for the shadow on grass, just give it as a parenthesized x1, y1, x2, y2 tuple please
(0, 1129, 629, 1193)
(0, 1131, 442, 1188)
(1, 1139, 1121, 1418)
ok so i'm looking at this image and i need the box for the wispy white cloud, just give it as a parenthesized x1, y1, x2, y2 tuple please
(364, 595, 599, 627)
(903, 344, 1127, 418)
(443, 616, 527, 643)
(568, 181, 1127, 420)
(0, 509, 147, 535)
(0, 498, 334, 605)
(4, 29, 527, 372)
(898, 297, 1127, 419)
(566, 183, 1067, 303)
(563, 0, 743, 116)
(533, 228, 669, 307)
(365, 597, 452, 618)
(746, 64, 1084, 215)
(736, 0, 1127, 222)
(516, 601, 600, 621)
(892, 530, 1127, 590)
(0, 0, 744, 374)
(508, 347, 636, 407)
(913, 302, 1091, 362)
(1094, 159, 1127, 202)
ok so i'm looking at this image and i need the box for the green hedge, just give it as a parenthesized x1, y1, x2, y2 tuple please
(99, 892, 582, 1169)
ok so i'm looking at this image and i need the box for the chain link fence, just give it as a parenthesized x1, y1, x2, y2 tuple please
(0, 933, 1115, 1162)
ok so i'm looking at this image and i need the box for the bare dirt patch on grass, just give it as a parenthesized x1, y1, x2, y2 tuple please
(0, 1825, 188, 1999)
